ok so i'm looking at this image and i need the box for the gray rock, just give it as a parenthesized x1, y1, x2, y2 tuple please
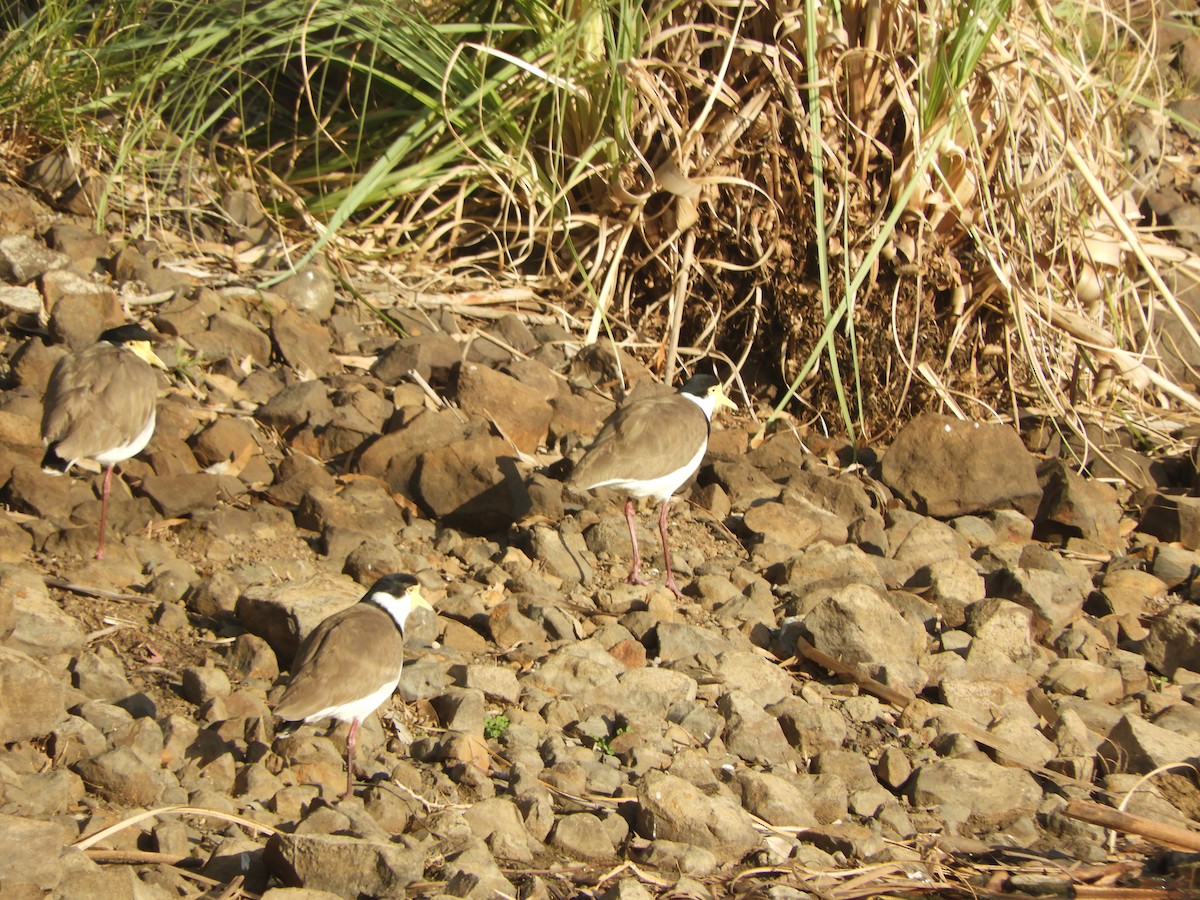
(881, 413, 1041, 517)
(635, 770, 760, 863)
(463, 797, 540, 862)
(1035, 460, 1122, 548)
(236, 573, 365, 663)
(273, 265, 336, 319)
(0, 284, 42, 314)
(4, 818, 89, 895)
(732, 770, 819, 827)
(441, 836, 518, 899)
(527, 524, 594, 583)
(742, 500, 845, 554)
(1101, 713, 1200, 773)
(255, 380, 333, 431)
(906, 757, 1041, 831)
(456, 663, 521, 705)
(70, 647, 134, 701)
(889, 516, 973, 566)
(1, 565, 86, 661)
(1043, 658, 1124, 702)
(73, 747, 163, 805)
(550, 812, 617, 861)
(770, 696, 848, 755)
(370, 332, 461, 385)
(1143, 603, 1200, 678)
(712, 650, 794, 706)
(192, 310, 273, 367)
(48, 715, 108, 766)
(228, 633, 280, 682)
(0, 234, 69, 283)
(265, 831, 423, 896)
(799, 584, 927, 692)
(181, 665, 233, 705)
(524, 639, 623, 707)
(717, 690, 792, 765)
(0, 645, 67, 741)
(987, 565, 1088, 634)
(905, 558, 984, 627)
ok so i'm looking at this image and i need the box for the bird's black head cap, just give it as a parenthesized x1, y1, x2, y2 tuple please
(100, 324, 156, 345)
(363, 572, 420, 601)
(678, 373, 722, 397)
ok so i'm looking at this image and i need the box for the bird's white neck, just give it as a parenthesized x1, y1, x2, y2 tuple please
(369, 592, 419, 631)
(681, 390, 717, 421)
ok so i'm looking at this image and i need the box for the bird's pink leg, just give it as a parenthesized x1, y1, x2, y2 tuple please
(344, 718, 361, 798)
(95, 465, 114, 560)
(624, 498, 649, 585)
(658, 500, 683, 599)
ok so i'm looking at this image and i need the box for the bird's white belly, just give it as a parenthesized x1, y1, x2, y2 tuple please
(93, 410, 157, 466)
(302, 676, 400, 725)
(587, 439, 708, 501)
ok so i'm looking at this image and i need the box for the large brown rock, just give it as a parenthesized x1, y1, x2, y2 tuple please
(236, 573, 365, 663)
(881, 413, 1041, 517)
(455, 362, 552, 454)
(414, 435, 527, 531)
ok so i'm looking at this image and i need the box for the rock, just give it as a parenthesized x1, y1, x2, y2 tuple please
(0, 234, 69, 283)
(1035, 460, 1122, 548)
(550, 812, 616, 861)
(0, 285, 42, 314)
(0, 646, 67, 741)
(1139, 492, 1200, 550)
(904, 558, 984, 627)
(1094, 568, 1167, 618)
(414, 435, 526, 531)
(880, 413, 1041, 517)
(228, 633, 280, 682)
(0, 814, 89, 892)
(73, 747, 163, 806)
(455, 362, 552, 454)
(463, 797, 540, 862)
(635, 770, 760, 864)
(272, 307, 337, 376)
(1102, 713, 1200, 773)
(264, 832, 423, 896)
(799, 584, 927, 692)
(906, 758, 1041, 831)
(139, 472, 235, 518)
(273, 265, 336, 319)
(731, 770, 819, 827)
(441, 837, 518, 899)
(742, 500, 842, 554)
(987, 565, 1088, 634)
(1, 565, 86, 661)
(181, 665, 233, 705)
(236, 574, 365, 663)
(1043, 658, 1124, 702)
(191, 310, 273, 367)
(354, 409, 476, 494)
(1143, 603, 1200, 678)
(770, 697, 848, 755)
(70, 647, 135, 701)
(370, 332, 461, 385)
(717, 690, 792, 765)
(526, 524, 593, 583)
(255, 381, 333, 432)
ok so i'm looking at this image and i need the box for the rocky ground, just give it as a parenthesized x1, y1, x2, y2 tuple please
(4, 74, 1200, 900)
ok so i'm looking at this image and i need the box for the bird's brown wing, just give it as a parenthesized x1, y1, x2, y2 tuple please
(569, 391, 709, 488)
(273, 605, 405, 722)
(42, 344, 159, 462)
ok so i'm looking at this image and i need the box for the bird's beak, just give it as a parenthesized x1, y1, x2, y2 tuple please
(715, 385, 737, 411)
(130, 340, 169, 371)
(410, 587, 434, 612)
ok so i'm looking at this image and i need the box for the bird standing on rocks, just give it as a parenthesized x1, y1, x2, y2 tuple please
(40, 323, 167, 560)
(273, 573, 433, 799)
(569, 372, 736, 597)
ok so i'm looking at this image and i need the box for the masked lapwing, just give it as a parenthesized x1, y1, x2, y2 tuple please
(40, 323, 167, 560)
(569, 372, 736, 597)
(273, 573, 433, 799)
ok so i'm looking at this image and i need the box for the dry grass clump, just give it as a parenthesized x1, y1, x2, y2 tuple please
(2, 0, 1197, 446)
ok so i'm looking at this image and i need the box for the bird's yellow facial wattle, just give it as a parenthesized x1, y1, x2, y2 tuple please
(710, 383, 737, 411)
(129, 340, 169, 371)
